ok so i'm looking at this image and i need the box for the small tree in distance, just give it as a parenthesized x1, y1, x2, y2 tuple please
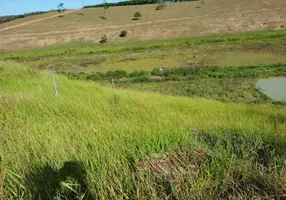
(99, 34, 107, 44)
(156, 0, 166, 10)
(103, 0, 110, 19)
(79, 0, 85, 16)
(57, 3, 65, 17)
(119, 30, 127, 37)
(133, 12, 142, 20)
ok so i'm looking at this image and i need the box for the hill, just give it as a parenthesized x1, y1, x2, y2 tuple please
(1, 0, 286, 198)
(0, 0, 285, 51)
(0, 62, 286, 199)
(1, 29, 286, 104)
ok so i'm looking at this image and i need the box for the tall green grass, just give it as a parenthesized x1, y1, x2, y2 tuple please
(60, 64, 286, 104)
(1, 62, 286, 199)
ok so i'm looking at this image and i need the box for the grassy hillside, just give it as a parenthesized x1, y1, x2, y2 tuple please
(2, 30, 286, 72)
(1, 62, 286, 199)
(2, 30, 285, 105)
(0, 0, 285, 51)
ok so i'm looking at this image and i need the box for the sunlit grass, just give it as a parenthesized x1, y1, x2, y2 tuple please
(1, 62, 286, 199)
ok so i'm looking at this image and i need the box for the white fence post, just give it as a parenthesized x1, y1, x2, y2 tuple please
(51, 72, 59, 96)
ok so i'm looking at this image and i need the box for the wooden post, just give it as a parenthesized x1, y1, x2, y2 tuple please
(112, 79, 115, 89)
(51, 72, 59, 96)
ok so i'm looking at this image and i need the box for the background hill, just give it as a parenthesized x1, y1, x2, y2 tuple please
(0, 0, 285, 51)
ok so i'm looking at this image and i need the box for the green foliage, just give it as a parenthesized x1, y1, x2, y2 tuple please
(62, 64, 286, 83)
(0, 11, 50, 24)
(84, 0, 161, 9)
(62, 64, 286, 104)
(156, 4, 165, 10)
(119, 30, 128, 37)
(57, 3, 65, 14)
(134, 12, 142, 19)
(99, 34, 108, 44)
(156, 0, 166, 10)
(83, 0, 195, 8)
(104, 3, 110, 10)
(150, 64, 286, 79)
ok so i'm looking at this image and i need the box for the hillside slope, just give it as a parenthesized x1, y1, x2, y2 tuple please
(1, 62, 286, 199)
(0, 0, 285, 51)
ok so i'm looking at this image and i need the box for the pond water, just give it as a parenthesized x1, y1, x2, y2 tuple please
(256, 77, 286, 102)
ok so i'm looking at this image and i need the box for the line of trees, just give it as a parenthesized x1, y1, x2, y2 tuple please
(84, 0, 196, 9)
(0, 11, 51, 24)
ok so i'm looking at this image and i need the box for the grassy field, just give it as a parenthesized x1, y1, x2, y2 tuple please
(0, 61, 286, 199)
(1, 4, 286, 197)
(2, 30, 286, 73)
(2, 30, 284, 105)
(0, 0, 285, 51)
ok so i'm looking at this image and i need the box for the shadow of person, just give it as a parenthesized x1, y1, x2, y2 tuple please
(26, 161, 95, 200)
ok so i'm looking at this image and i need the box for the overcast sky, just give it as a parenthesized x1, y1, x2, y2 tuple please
(0, 0, 119, 16)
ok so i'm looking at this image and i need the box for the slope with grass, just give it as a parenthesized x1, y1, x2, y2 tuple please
(3, 30, 285, 105)
(2, 30, 286, 73)
(1, 62, 286, 199)
(0, 0, 285, 51)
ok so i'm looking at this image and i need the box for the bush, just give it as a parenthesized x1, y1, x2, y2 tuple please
(156, 4, 164, 10)
(132, 75, 150, 83)
(105, 70, 127, 78)
(99, 34, 107, 44)
(133, 12, 142, 19)
(119, 30, 128, 37)
(128, 70, 149, 78)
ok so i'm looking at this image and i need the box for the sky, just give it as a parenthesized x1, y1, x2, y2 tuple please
(0, 0, 119, 16)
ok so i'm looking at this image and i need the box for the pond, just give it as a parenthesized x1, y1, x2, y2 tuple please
(256, 77, 286, 102)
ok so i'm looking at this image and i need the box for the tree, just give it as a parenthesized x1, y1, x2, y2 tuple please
(133, 12, 142, 20)
(57, 3, 65, 17)
(99, 34, 107, 44)
(119, 30, 127, 37)
(156, 0, 166, 10)
(79, 0, 85, 16)
(103, 0, 110, 19)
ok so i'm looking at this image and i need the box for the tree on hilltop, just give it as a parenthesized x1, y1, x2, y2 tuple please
(156, 0, 166, 10)
(103, 0, 110, 19)
(79, 0, 85, 16)
(57, 3, 65, 17)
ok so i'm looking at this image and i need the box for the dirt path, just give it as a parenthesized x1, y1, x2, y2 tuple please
(0, 10, 78, 33)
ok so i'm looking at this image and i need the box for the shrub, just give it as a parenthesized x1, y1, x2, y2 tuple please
(151, 68, 164, 76)
(156, 4, 164, 10)
(120, 30, 128, 37)
(87, 73, 103, 81)
(128, 70, 149, 78)
(156, 0, 166, 10)
(133, 12, 142, 20)
(99, 34, 107, 44)
(132, 75, 150, 83)
(105, 70, 127, 78)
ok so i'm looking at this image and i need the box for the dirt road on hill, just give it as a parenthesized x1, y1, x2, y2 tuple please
(0, 10, 78, 33)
